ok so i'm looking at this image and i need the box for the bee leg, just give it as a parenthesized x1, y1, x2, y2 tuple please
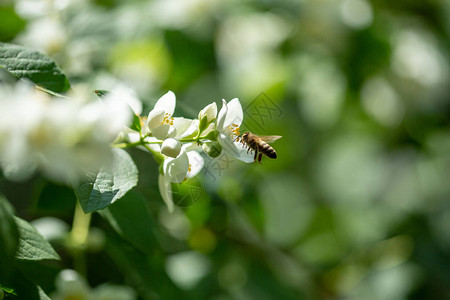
(254, 150, 258, 161)
(258, 153, 263, 164)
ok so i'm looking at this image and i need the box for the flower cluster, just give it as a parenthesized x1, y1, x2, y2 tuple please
(0, 82, 131, 183)
(124, 91, 254, 212)
(0, 82, 253, 212)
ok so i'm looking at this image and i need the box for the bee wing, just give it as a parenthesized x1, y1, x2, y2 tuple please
(259, 135, 282, 143)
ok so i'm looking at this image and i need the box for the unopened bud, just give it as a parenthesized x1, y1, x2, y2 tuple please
(198, 102, 217, 124)
(202, 141, 222, 158)
(161, 138, 181, 158)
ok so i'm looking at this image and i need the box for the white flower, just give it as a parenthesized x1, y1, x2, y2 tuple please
(147, 91, 177, 139)
(161, 138, 182, 158)
(51, 269, 135, 300)
(158, 147, 204, 212)
(109, 85, 143, 115)
(51, 269, 90, 300)
(216, 98, 253, 163)
(0, 83, 130, 183)
(172, 117, 199, 140)
(198, 102, 217, 124)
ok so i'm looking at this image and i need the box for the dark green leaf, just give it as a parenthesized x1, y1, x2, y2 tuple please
(0, 284, 17, 296)
(2, 268, 48, 300)
(100, 191, 155, 254)
(15, 259, 61, 294)
(130, 111, 142, 132)
(0, 195, 19, 274)
(105, 232, 179, 299)
(0, 6, 26, 42)
(14, 217, 60, 261)
(75, 148, 139, 213)
(0, 42, 70, 93)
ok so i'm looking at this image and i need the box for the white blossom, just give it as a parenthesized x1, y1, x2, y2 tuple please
(161, 138, 182, 158)
(147, 91, 177, 139)
(158, 145, 204, 212)
(216, 98, 253, 163)
(0, 82, 130, 183)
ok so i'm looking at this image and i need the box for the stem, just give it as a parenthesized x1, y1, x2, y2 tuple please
(69, 201, 91, 276)
(180, 135, 209, 143)
(112, 139, 165, 149)
(36, 85, 70, 99)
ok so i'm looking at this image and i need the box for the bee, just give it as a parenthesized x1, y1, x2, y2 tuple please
(240, 132, 282, 163)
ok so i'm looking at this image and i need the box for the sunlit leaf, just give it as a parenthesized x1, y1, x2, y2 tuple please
(75, 148, 139, 213)
(0, 42, 70, 92)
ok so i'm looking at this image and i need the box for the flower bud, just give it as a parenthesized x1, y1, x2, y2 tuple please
(198, 102, 217, 124)
(161, 138, 182, 158)
(202, 141, 222, 158)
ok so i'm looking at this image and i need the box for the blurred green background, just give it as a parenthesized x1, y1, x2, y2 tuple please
(1, 0, 450, 299)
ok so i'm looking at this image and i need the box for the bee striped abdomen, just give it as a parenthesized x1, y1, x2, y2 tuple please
(258, 141, 277, 159)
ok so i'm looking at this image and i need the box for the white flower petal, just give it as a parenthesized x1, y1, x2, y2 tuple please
(127, 132, 140, 143)
(180, 119, 199, 139)
(152, 124, 177, 140)
(147, 110, 165, 129)
(106, 85, 142, 115)
(217, 132, 254, 163)
(154, 91, 176, 115)
(187, 151, 204, 178)
(173, 117, 198, 139)
(223, 98, 243, 128)
(158, 174, 174, 213)
(161, 138, 182, 158)
(144, 142, 161, 153)
(164, 151, 189, 183)
(101, 96, 132, 136)
(182, 142, 201, 152)
(216, 99, 228, 131)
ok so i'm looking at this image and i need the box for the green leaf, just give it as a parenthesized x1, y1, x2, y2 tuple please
(0, 195, 19, 272)
(0, 42, 70, 93)
(75, 148, 139, 213)
(105, 233, 179, 299)
(100, 191, 155, 254)
(199, 115, 208, 133)
(0, 284, 17, 296)
(130, 111, 142, 132)
(0, 6, 26, 42)
(14, 217, 60, 261)
(2, 268, 50, 300)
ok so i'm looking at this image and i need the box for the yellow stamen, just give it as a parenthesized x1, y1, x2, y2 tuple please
(161, 113, 174, 126)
